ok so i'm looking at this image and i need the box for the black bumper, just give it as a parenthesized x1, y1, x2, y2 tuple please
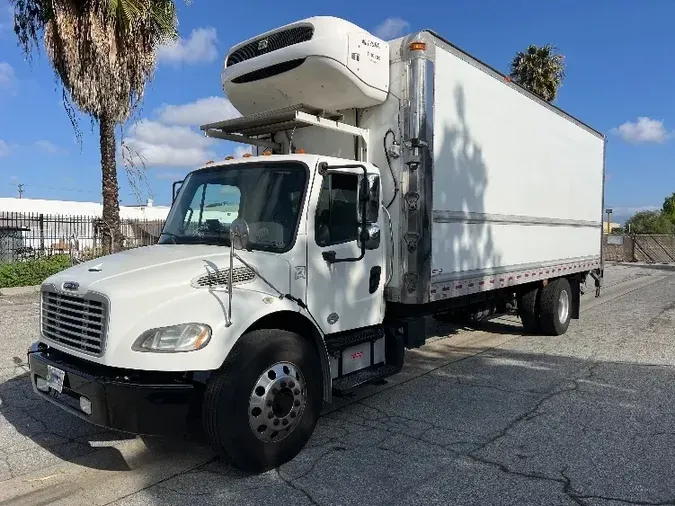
(27, 342, 205, 436)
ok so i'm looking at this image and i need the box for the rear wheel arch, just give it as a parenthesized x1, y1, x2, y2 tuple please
(244, 311, 332, 401)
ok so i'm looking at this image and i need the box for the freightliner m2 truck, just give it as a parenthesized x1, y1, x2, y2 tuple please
(28, 16, 605, 472)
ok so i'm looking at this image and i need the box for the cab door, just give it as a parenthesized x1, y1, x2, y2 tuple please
(305, 159, 386, 335)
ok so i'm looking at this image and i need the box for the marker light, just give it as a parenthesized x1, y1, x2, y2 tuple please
(409, 42, 426, 51)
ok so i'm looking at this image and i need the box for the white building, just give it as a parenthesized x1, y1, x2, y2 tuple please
(0, 197, 171, 221)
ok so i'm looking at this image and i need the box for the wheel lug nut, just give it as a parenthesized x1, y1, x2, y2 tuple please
(289, 381, 295, 388)
(294, 400, 301, 407)
(290, 411, 296, 418)
(274, 419, 280, 426)
(294, 388, 300, 395)
(268, 412, 274, 419)
(280, 381, 287, 388)
(272, 388, 279, 395)
(282, 419, 289, 426)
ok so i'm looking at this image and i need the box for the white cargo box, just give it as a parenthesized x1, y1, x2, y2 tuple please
(379, 31, 605, 304)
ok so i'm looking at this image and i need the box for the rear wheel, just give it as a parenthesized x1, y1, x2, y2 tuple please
(203, 329, 323, 473)
(538, 278, 572, 336)
(517, 286, 541, 334)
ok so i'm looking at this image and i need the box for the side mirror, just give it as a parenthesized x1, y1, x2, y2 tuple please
(230, 218, 250, 250)
(359, 224, 381, 250)
(357, 174, 380, 224)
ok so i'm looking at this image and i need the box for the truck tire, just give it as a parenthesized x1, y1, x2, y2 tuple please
(538, 278, 572, 336)
(517, 286, 541, 334)
(202, 329, 323, 473)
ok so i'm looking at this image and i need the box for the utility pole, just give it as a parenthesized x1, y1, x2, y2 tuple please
(17, 184, 24, 199)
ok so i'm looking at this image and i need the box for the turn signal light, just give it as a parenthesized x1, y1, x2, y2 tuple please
(262, 149, 272, 156)
(296, 148, 306, 154)
(243, 153, 252, 158)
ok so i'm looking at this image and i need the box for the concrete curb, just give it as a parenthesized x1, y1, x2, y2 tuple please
(0, 285, 40, 297)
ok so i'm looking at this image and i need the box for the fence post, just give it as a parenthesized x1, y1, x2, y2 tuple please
(39, 213, 45, 255)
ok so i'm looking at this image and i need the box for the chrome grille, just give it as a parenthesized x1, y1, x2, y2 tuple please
(194, 267, 256, 288)
(226, 26, 314, 67)
(41, 289, 107, 356)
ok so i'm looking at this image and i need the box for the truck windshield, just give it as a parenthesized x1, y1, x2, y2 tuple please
(159, 161, 307, 252)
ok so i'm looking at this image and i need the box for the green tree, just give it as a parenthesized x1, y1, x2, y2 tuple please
(625, 210, 675, 234)
(509, 44, 566, 102)
(661, 192, 675, 222)
(11, 0, 180, 253)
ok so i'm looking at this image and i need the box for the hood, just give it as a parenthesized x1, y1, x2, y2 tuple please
(44, 244, 292, 297)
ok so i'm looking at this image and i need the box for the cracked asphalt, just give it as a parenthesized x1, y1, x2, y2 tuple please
(2, 262, 675, 505)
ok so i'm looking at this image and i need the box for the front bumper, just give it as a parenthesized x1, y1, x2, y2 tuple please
(27, 342, 205, 436)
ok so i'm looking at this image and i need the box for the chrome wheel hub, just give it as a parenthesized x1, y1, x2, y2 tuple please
(248, 362, 307, 442)
(558, 289, 570, 324)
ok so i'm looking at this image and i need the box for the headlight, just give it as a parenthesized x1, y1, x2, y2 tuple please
(132, 323, 212, 352)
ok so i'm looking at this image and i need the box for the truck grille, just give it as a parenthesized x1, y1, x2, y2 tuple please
(226, 26, 314, 67)
(41, 289, 107, 356)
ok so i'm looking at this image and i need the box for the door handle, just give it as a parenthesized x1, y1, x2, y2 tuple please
(369, 266, 381, 294)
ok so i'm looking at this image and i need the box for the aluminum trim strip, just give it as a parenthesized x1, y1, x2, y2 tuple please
(433, 210, 602, 228)
(429, 257, 602, 301)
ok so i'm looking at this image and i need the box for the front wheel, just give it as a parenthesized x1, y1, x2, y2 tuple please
(202, 329, 323, 473)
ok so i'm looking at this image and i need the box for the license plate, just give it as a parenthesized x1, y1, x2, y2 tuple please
(46, 365, 65, 393)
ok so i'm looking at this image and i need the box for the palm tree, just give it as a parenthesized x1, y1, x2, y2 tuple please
(509, 44, 565, 103)
(11, 0, 179, 253)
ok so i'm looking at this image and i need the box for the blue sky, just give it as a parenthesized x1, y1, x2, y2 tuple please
(0, 0, 673, 222)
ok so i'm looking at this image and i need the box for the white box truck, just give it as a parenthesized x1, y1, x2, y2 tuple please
(28, 16, 605, 472)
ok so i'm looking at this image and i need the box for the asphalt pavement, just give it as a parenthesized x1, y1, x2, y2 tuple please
(2, 262, 675, 505)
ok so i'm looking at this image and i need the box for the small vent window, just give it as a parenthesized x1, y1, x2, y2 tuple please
(227, 26, 314, 67)
(194, 267, 256, 288)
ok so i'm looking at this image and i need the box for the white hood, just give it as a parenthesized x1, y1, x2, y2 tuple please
(40, 244, 299, 371)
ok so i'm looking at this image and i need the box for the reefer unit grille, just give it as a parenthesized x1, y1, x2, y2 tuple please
(226, 26, 314, 67)
(41, 289, 107, 356)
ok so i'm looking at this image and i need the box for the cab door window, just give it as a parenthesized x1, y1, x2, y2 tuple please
(315, 173, 359, 247)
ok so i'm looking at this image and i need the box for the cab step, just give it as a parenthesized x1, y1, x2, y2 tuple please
(332, 363, 399, 396)
(325, 327, 384, 354)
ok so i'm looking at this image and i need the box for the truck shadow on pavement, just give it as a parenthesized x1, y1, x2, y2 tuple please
(96, 339, 675, 506)
(3, 332, 675, 505)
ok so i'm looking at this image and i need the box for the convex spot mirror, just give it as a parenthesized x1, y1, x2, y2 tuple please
(230, 218, 250, 250)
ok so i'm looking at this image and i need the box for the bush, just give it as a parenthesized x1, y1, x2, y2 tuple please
(0, 255, 72, 289)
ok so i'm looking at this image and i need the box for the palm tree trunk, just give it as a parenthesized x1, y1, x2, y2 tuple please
(99, 113, 122, 254)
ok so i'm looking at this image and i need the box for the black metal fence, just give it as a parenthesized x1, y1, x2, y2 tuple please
(0, 212, 165, 263)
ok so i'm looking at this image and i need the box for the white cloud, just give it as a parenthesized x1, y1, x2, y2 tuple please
(234, 146, 252, 158)
(0, 61, 16, 87)
(157, 27, 218, 65)
(373, 18, 410, 40)
(611, 117, 670, 144)
(156, 96, 240, 126)
(33, 140, 65, 154)
(156, 171, 187, 181)
(122, 119, 217, 167)
(0, 139, 11, 157)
